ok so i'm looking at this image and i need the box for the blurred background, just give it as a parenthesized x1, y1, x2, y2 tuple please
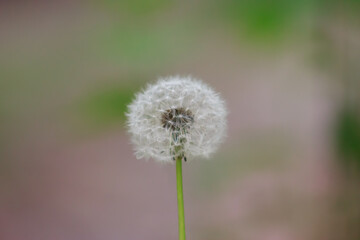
(0, 0, 359, 239)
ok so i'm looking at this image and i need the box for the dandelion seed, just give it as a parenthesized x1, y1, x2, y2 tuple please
(127, 76, 227, 163)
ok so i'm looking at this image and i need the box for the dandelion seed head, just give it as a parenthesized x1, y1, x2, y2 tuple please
(126, 76, 227, 163)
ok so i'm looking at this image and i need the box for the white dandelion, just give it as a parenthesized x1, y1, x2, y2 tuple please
(126, 76, 227, 240)
(126, 76, 227, 163)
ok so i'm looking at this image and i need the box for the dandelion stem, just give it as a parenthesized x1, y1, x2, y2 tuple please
(176, 157, 186, 240)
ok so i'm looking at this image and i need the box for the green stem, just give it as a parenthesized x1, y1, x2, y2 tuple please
(176, 157, 186, 240)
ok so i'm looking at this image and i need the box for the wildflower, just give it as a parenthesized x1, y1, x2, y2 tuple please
(127, 76, 227, 163)
(127, 76, 227, 240)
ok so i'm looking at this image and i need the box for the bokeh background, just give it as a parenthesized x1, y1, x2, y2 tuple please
(1, 0, 360, 239)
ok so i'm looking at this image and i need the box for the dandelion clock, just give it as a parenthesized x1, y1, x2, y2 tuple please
(127, 76, 227, 240)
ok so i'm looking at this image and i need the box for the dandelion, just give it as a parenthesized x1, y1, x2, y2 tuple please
(127, 76, 227, 163)
(127, 76, 227, 240)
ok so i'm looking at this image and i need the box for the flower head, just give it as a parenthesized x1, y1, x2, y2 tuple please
(126, 76, 227, 163)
